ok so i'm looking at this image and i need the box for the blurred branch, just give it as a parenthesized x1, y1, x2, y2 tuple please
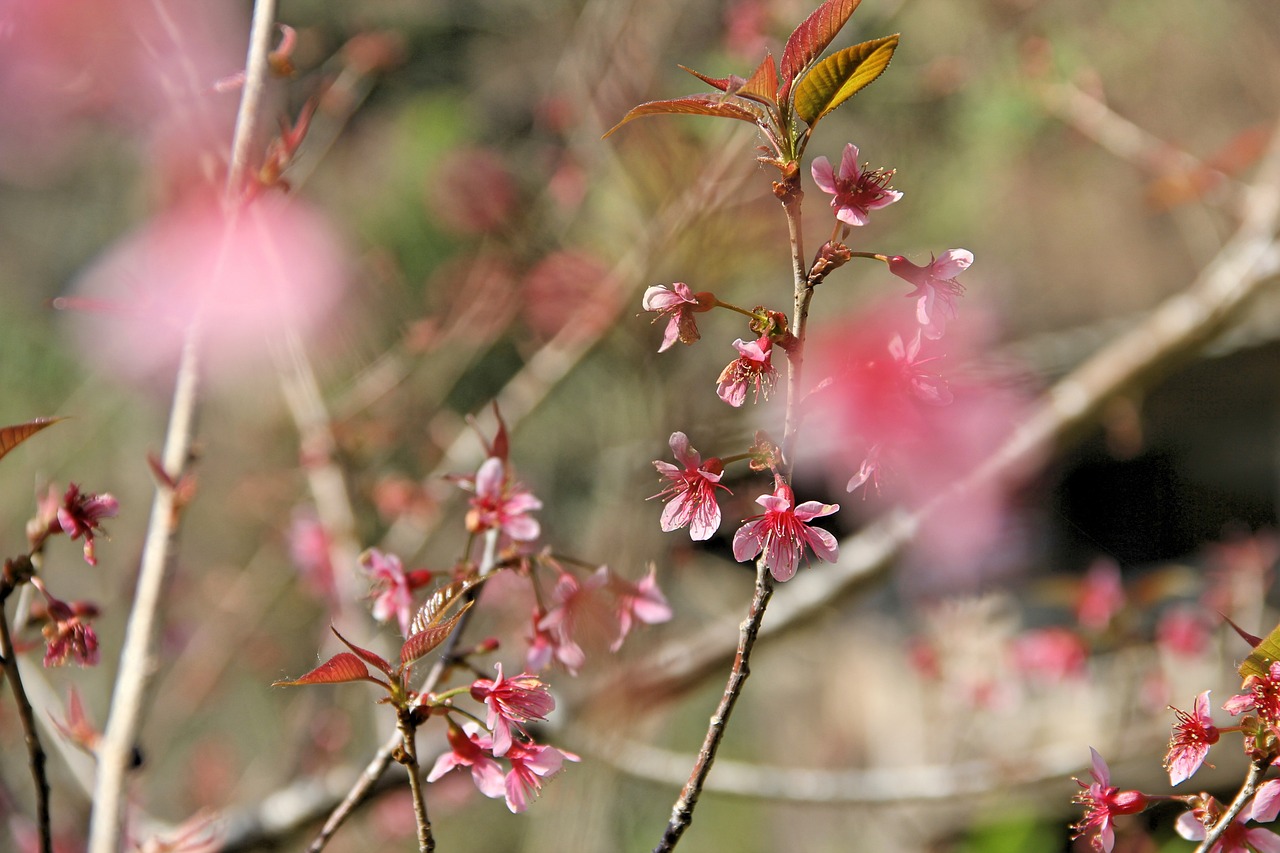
(0, 604, 51, 853)
(88, 3, 279, 851)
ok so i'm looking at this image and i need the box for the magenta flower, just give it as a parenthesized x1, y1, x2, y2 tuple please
(1071, 748, 1149, 853)
(716, 336, 777, 407)
(426, 722, 507, 801)
(1225, 660, 1280, 724)
(502, 738, 578, 813)
(608, 565, 673, 650)
(888, 249, 973, 340)
(642, 282, 710, 352)
(38, 594, 100, 668)
(470, 664, 555, 757)
(1164, 690, 1219, 786)
(465, 457, 542, 542)
(56, 483, 118, 566)
(1175, 789, 1280, 853)
(810, 143, 902, 227)
(359, 549, 431, 637)
(731, 483, 839, 582)
(650, 431, 730, 540)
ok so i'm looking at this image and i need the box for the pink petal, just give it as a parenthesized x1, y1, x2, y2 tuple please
(731, 522, 764, 561)
(837, 143, 861, 182)
(932, 249, 973, 279)
(1252, 779, 1280, 824)
(810, 157, 836, 194)
(792, 500, 839, 522)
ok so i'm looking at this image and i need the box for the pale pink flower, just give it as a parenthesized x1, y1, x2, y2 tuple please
(465, 457, 542, 542)
(1071, 748, 1149, 853)
(1165, 690, 1219, 786)
(731, 483, 839, 582)
(470, 664, 555, 757)
(502, 739, 578, 813)
(1076, 558, 1125, 632)
(716, 336, 777, 407)
(642, 282, 708, 352)
(608, 565, 673, 650)
(888, 331, 952, 406)
(1175, 791, 1280, 853)
(846, 444, 884, 494)
(359, 549, 431, 637)
(1156, 606, 1211, 657)
(810, 143, 902, 227)
(56, 483, 118, 566)
(426, 723, 506, 801)
(288, 510, 336, 604)
(531, 567, 612, 674)
(888, 249, 973, 340)
(1009, 626, 1087, 683)
(650, 431, 730, 540)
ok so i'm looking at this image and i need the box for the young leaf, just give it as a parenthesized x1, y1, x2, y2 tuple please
(793, 35, 899, 126)
(400, 601, 474, 667)
(0, 418, 65, 464)
(680, 53, 779, 108)
(1235, 616, 1280, 680)
(409, 576, 486, 636)
(779, 0, 863, 100)
(331, 627, 394, 676)
(603, 96, 762, 138)
(273, 652, 375, 687)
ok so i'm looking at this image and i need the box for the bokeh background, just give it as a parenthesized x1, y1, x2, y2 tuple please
(2, 0, 1279, 850)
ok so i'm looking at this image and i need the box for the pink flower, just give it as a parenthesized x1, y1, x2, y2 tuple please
(1156, 606, 1211, 657)
(845, 444, 885, 494)
(530, 567, 613, 675)
(288, 510, 336, 604)
(470, 664, 555, 757)
(1008, 627, 1088, 683)
(888, 331, 953, 406)
(39, 595, 100, 668)
(465, 457, 542, 542)
(608, 565, 673, 650)
(502, 739, 577, 813)
(426, 723, 506, 801)
(650, 431, 730, 540)
(1225, 660, 1280, 725)
(1165, 690, 1219, 786)
(1076, 558, 1126, 632)
(716, 336, 777, 407)
(1071, 748, 1149, 853)
(1175, 790, 1280, 853)
(731, 483, 839, 582)
(810, 143, 902, 227)
(888, 249, 973, 340)
(359, 549, 432, 637)
(642, 282, 710, 352)
(56, 483, 118, 566)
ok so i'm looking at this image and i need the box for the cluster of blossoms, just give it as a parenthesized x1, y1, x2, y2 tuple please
(641, 140, 975, 582)
(279, 418, 671, 815)
(2, 481, 118, 668)
(1073, 649, 1280, 852)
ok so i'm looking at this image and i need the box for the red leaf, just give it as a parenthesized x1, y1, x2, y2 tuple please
(741, 52, 780, 106)
(603, 96, 763, 138)
(272, 652, 374, 687)
(331, 627, 394, 676)
(410, 576, 485, 636)
(401, 602, 473, 668)
(0, 418, 65, 464)
(779, 0, 863, 101)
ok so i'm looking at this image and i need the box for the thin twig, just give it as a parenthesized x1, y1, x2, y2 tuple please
(395, 710, 434, 853)
(0, 605, 51, 853)
(1195, 756, 1268, 853)
(87, 3, 278, 851)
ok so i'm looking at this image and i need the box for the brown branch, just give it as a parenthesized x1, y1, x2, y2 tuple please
(1195, 755, 1268, 853)
(0, 605, 51, 853)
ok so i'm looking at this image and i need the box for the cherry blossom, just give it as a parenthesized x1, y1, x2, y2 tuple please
(810, 143, 902, 227)
(731, 483, 839, 582)
(1076, 558, 1125, 632)
(470, 664, 555, 757)
(888, 249, 973, 340)
(531, 567, 613, 674)
(1175, 789, 1280, 853)
(1225, 660, 1280, 725)
(651, 431, 730, 540)
(641, 282, 711, 352)
(501, 739, 577, 813)
(1071, 748, 1149, 853)
(716, 336, 777, 407)
(38, 594, 100, 668)
(888, 331, 952, 406)
(426, 723, 506, 801)
(56, 483, 118, 566)
(359, 549, 431, 637)
(608, 565, 673, 650)
(464, 457, 542, 543)
(1165, 690, 1219, 786)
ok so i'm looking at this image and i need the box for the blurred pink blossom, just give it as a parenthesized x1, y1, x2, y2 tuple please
(1008, 626, 1087, 683)
(608, 565, 672, 650)
(1075, 558, 1125, 632)
(888, 249, 972, 341)
(1156, 606, 1211, 658)
(66, 194, 349, 383)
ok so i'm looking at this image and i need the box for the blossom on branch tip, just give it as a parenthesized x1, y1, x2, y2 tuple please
(1165, 690, 1219, 786)
(39, 596, 100, 668)
(56, 483, 118, 566)
(810, 143, 902, 227)
(716, 336, 777, 407)
(888, 249, 973, 340)
(731, 483, 839, 582)
(642, 282, 711, 352)
(470, 664, 555, 757)
(464, 457, 542, 543)
(650, 431, 730, 540)
(1071, 748, 1149, 853)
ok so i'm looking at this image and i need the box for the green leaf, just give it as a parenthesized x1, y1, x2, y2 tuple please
(0, 418, 65, 465)
(779, 0, 863, 101)
(400, 601, 473, 667)
(1235, 617, 1280, 680)
(272, 652, 374, 687)
(793, 35, 899, 126)
(603, 96, 762, 138)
